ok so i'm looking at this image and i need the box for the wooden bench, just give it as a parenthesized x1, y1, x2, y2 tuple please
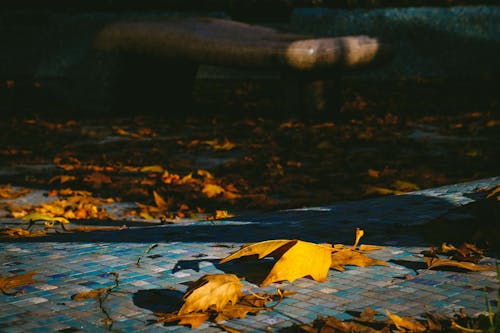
(93, 17, 393, 114)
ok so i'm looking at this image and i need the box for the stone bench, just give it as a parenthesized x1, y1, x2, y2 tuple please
(93, 17, 393, 114)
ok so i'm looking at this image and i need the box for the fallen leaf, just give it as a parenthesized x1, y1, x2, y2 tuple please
(0, 227, 46, 238)
(0, 271, 40, 294)
(352, 228, 364, 250)
(156, 312, 210, 329)
(72, 287, 110, 301)
(202, 184, 225, 198)
(330, 249, 388, 271)
(424, 257, 494, 271)
(220, 240, 333, 286)
(153, 191, 171, 210)
(178, 274, 243, 315)
(386, 310, 427, 332)
(140, 165, 164, 173)
(0, 185, 30, 199)
(207, 210, 234, 220)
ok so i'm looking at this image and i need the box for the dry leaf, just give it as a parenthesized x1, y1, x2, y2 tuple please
(424, 257, 494, 271)
(153, 191, 171, 210)
(178, 274, 243, 315)
(0, 227, 46, 238)
(220, 240, 333, 286)
(0, 272, 39, 294)
(140, 165, 164, 173)
(207, 210, 234, 220)
(386, 310, 427, 332)
(72, 287, 110, 301)
(330, 249, 388, 271)
(0, 185, 30, 199)
(202, 184, 225, 198)
(156, 312, 210, 329)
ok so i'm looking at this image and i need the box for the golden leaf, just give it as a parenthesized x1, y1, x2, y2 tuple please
(424, 257, 493, 271)
(178, 274, 243, 315)
(386, 310, 427, 332)
(72, 287, 110, 301)
(156, 312, 210, 329)
(202, 184, 225, 198)
(0, 272, 40, 294)
(220, 240, 333, 286)
(197, 169, 214, 179)
(207, 210, 234, 220)
(330, 249, 388, 271)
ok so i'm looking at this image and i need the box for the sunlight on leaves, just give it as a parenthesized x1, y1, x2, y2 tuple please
(220, 240, 333, 286)
(0, 184, 30, 199)
(179, 274, 243, 315)
(156, 273, 289, 329)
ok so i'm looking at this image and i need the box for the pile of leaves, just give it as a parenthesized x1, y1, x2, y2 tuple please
(1, 79, 499, 229)
(291, 306, 499, 333)
(155, 274, 291, 328)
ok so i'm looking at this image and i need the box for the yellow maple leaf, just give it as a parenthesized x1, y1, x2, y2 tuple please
(220, 240, 333, 286)
(178, 274, 243, 315)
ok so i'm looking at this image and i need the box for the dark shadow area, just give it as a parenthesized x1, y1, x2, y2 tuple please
(0, 192, 484, 249)
(172, 258, 219, 273)
(132, 288, 183, 313)
(171, 257, 276, 285)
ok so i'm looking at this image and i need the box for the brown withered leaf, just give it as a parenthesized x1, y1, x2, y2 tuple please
(220, 240, 333, 286)
(179, 274, 243, 315)
(424, 256, 494, 271)
(157, 285, 289, 329)
(386, 310, 427, 332)
(330, 250, 388, 272)
(331, 228, 387, 271)
(156, 312, 210, 329)
(0, 271, 40, 295)
(72, 287, 110, 301)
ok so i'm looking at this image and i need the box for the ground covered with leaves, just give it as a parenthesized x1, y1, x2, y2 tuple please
(0, 79, 499, 234)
